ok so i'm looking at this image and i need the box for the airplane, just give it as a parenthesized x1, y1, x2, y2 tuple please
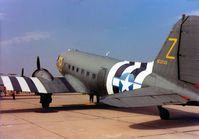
(0, 15, 199, 120)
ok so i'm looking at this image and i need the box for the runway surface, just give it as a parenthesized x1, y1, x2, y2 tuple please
(1, 93, 199, 139)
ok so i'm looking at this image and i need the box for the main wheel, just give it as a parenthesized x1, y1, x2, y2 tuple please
(158, 106, 170, 120)
(42, 102, 49, 108)
(40, 94, 52, 109)
(96, 95, 100, 103)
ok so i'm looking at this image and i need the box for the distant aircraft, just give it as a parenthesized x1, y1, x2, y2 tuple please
(1, 15, 199, 120)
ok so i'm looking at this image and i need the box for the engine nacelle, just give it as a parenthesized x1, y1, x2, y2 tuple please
(32, 68, 54, 81)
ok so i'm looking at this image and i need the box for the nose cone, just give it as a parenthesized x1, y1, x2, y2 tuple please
(56, 49, 74, 74)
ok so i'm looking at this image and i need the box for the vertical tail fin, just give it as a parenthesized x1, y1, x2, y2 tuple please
(153, 15, 199, 84)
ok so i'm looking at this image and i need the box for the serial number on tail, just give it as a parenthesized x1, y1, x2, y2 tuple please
(157, 59, 167, 65)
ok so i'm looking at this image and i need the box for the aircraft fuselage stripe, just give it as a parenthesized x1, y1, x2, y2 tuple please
(106, 61, 154, 94)
(106, 61, 130, 95)
(1, 76, 14, 90)
(133, 62, 154, 89)
(30, 77, 47, 93)
(24, 77, 38, 93)
(121, 62, 141, 75)
(16, 77, 31, 92)
(9, 77, 22, 91)
(114, 62, 134, 77)
(131, 63, 147, 79)
(112, 62, 135, 94)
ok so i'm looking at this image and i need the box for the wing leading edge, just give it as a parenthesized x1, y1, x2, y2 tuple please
(0, 76, 76, 94)
(101, 87, 188, 107)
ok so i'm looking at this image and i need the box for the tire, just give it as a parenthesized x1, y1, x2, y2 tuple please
(42, 102, 49, 109)
(159, 107, 170, 120)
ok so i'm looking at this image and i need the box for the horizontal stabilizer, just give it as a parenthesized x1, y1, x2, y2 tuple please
(101, 87, 187, 107)
(0, 76, 76, 94)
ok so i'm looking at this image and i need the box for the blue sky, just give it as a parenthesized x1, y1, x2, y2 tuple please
(0, 0, 199, 76)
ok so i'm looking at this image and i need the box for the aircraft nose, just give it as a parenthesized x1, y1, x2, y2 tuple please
(57, 55, 64, 72)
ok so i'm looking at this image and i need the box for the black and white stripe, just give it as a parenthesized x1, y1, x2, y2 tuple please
(114, 62, 135, 77)
(113, 62, 134, 93)
(0, 76, 47, 94)
(9, 76, 22, 91)
(131, 63, 147, 79)
(106, 61, 154, 94)
(24, 77, 38, 93)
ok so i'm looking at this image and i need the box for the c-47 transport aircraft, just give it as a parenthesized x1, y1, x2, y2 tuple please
(1, 15, 199, 120)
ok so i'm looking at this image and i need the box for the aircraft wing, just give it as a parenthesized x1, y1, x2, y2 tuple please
(0, 76, 76, 94)
(101, 87, 188, 107)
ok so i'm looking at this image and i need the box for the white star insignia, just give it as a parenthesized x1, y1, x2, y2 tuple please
(120, 75, 133, 92)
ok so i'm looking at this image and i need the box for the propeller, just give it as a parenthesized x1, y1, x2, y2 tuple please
(21, 68, 24, 77)
(32, 56, 54, 80)
(37, 56, 41, 70)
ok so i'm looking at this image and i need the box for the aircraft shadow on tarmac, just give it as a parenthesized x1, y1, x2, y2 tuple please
(129, 107, 199, 130)
(0, 103, 115, 114)
(129, 115, 199, 130)
(1, 103, 199, 129)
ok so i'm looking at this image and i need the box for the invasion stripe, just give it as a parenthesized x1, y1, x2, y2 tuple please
(16, 77, 31, 92)
(59, 77, 76, 92)
(122, 62, 141, 74)
(113, 62, 135, 94)
(1, 76, 14, 90)
(24, 77, 38, 93)
(114, 62, 134, 77)
(9, 77, 22, 91)
(106, 61, 130, 95)
(131, 63, 147, 79)
(133, 62, 154, 89)
(30, 77, 47, 93)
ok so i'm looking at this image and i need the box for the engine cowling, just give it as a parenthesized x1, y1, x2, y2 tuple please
(32, 68, 54, 81)
(32, 56, 54, 81)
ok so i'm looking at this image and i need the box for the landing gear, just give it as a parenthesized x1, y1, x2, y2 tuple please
(40, 94, 52, 109)
(96, 95, 100, 103)
(157, 106, 170, 120)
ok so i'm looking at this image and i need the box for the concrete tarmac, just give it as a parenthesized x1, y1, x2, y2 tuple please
(1, 93, 199, 139)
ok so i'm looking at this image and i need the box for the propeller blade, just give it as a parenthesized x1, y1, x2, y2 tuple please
(37, 56, 40, 70)
(21, 68, 24, 77)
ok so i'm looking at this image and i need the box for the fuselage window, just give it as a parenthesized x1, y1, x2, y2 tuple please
(86, 71, 90, 76)
(68, 65, 71, 69)
(76, 68, 79, 72)
(72, 66, 75, 71)
(81, 69, 85, 75)
(92, 73, 96, 79)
